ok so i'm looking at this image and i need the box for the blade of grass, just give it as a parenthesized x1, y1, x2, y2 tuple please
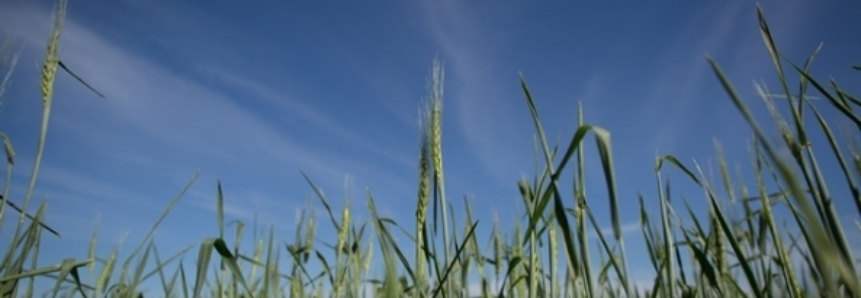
(365, 191, 401, 298)
(57, 60, 104, 99)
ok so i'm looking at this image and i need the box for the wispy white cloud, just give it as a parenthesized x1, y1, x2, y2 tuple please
(201, 69, 416, 170)
(419, 1, 534, 187)
(636, 1, 817, 159)
(0, 3, 429, 255)
(0, 161, 184, 244)
(634, 1, 751, 154)
(0, 3, 418, 191)
(184, 183, 306, 229)
(590, 220, 642, 240)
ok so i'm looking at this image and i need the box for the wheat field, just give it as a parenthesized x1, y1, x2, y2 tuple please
(0, 1, 859, 297)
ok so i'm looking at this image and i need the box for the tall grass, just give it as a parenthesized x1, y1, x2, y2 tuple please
(0, 1, 859, 297)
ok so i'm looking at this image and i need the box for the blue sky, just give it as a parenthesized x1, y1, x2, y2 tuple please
(1, 0, 860, 292)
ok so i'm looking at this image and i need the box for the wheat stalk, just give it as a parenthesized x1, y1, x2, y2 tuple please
(415, 114, 431, 297)
(15, 0, 68, 240)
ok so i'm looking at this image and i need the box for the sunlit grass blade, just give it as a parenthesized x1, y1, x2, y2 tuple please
(0, 36, 23, 107)
(95, 250, 116, 297)
(141, 244, 193, 282)
(121, 171, 198, 282)
(0, 259, 90, 284)
(194, 238, 217, 298)
(795, 42, 822, 118)
(49, 258, 89, 298)
(756, 4, 807, 146)
(639, 194, 660, 273)
(128, 240, 155, 294)
(150, 243, 172, 297)
(0, 132, 13, 230)
(1, 201, 48, 298)
(365, 191, 401, 298)
(654, 163, 675, 297)
(573, 102, 596, 298)
(807, 101, 861, 216)
(0, 133, 13, 166)
(301, 172, 342, 234)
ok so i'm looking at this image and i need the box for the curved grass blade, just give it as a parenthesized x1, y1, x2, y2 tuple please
(1, 200, 48, 298)
(0, 259, 91, 284)
(128, 240, 155, 294)
(193, 238, 216, 298)
(0, 132, 13, 230)
(807, 102, 861, 216)
(756, 4, 807, 146)
(365, 191, 401, 298)
(0, 195, 60, 237)
(655, 165, 675, 297)
(95, 251, 117, 296)
(121, 171, 198, 283)
(50, 258, 90, 298)
(217, 181, 224, 240)
(212, 238, 254, 298)
(141, 244, 194, 282)
(656, 155, 700, 185)
(301, 172, 342, 232)
(0, 39, 24, 109)
(0, 132, 13, 166)
(57, 60, 104, 99)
